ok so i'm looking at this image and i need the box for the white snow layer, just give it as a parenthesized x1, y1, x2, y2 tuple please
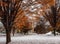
(0, 34, 60, 44)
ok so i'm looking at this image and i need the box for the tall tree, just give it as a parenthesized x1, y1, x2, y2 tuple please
(0, 0, 22, 44)
(44, 5, 60, 36)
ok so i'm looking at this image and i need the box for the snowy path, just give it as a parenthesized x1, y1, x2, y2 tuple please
(0, 34, 60, 44)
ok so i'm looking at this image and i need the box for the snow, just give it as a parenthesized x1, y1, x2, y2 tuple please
(0, 22, 3, 27)
(22, 0, 28, 3)
(45, 32, 60, 36)
(0, 34, 60, 44)
(32, 0, 35, 2)
(45, 31, 53, 36)
(45, 21, 50, 25)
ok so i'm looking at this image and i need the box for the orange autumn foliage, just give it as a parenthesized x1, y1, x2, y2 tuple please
(13, 8, 32, 30)
(13, 0, 56, 30)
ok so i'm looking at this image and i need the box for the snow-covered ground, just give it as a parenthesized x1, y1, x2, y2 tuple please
(0, 34, 60, 44)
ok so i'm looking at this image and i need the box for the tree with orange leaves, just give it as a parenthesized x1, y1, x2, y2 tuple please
(13, 8, 32, 34)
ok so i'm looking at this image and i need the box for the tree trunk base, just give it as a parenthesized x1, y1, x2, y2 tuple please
(53, 28, 56, 36)
(6, 29, 11, 44)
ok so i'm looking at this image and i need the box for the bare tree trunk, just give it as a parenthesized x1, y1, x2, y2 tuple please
(51, 6, 57, 36)
(6, 30, 11, 44)
(6, 28, 11, 44)
(53, 28, 56, 36)
(13, 29, 15, 36)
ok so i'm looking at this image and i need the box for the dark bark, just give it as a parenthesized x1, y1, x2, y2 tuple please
(50, 6, 57, 36)
(53, 28, 56, 36)
(13, 29, 15, 36)
(0, 1, 22, 44)
(6, 29, 11, 44)
(5, 22, 11, 44)
(44, 6, 57, 36)
(1, 13, 12, 44)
